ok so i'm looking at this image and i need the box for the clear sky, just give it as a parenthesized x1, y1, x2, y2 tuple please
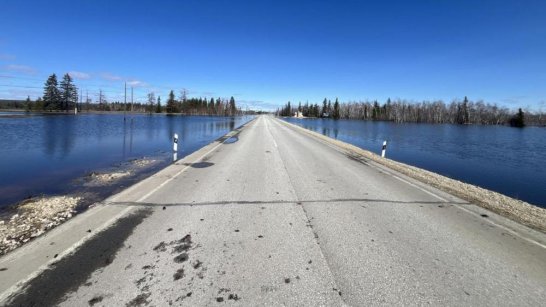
(1, 0, 545, 111)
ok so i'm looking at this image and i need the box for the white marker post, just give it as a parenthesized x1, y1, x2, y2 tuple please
(173, 133, 179, 162)
(381, 140, 387, 158)
(173, 133, 179, 152)
(74, 107, 77, 115)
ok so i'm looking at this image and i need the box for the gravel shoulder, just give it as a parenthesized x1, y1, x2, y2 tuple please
(0, 158, 160, 255)
(277, 117, 546, 233)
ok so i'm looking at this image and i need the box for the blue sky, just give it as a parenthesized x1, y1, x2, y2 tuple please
(1, 0, 545, 111)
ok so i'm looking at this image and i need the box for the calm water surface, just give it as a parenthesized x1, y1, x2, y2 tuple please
(283, 117, 546, 208)
(0, 113, 253, 207)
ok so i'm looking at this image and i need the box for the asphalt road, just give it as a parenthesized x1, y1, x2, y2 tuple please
(2, 115, 546, 306)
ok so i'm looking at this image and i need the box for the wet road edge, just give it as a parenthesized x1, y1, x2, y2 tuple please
(4, 209, 152, 306)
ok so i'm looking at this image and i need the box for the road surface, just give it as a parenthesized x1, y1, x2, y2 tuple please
(1, 115, 545, 306)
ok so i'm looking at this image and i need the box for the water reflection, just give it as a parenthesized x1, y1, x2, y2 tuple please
(122, 117, 136, 159)
(0, 114, 253, 207)
(43, 116, 76, 158)
(283, 117, 546, 207)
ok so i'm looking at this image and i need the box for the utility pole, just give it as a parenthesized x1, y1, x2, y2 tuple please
(79, 90, 82, 114)
(131, 87, 133, 112)
(86, 90, 89, 112)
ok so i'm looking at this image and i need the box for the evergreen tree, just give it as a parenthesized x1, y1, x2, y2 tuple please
(60, 73, 78, 111)
(510, 108, 525, 127)
(321, 98, 327, 117)
(372, 101, 380, 120)
(166, 90, 178, 113)
(24, 96, 32, 112)
(333, 98, 340, 119)
(229, 96, 236, 116)
(34, 97, 44, 111)
(456, 96, 470, 124)
(156, 96, 162, 113)
(209, 98, 215, 114)
(43, 74, 61, 111)
(462, 96, 470, 123)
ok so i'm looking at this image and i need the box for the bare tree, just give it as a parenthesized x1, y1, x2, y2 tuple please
(147, 92, 155, 114)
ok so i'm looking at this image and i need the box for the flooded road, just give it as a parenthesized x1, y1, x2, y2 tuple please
(0, 112, 253, 207)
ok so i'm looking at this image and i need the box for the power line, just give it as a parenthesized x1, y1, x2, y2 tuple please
(0, 79, 250, 105)
(0, 84, 42, 89)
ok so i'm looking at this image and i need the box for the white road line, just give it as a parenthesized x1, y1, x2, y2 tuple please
(0, 119, 257, 303)
(133, 119, 257, 203)
(454, 203, 546, 250)
(391, 175, 448, 202)
(0, 206, 133, 302)
(275, 117, 546, 251)
(264, 117, 278, 148)
(389, 164, 546, 250)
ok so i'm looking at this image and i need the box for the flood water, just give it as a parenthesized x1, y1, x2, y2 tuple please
(283, 117, 546, 208)
(0, 112, 253, 207)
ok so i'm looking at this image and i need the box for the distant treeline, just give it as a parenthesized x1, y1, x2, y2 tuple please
(277, 97, 544, 127)
(160, 90, 240, 116)
(0, 73, 245, 116)
(0, 96, 257, 116)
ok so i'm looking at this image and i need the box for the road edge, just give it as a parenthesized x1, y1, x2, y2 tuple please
(0, 117, 258, 302)
(274, 117, 546, 234)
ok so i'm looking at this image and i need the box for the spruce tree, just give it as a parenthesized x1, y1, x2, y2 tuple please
(60, 73, 78, 111)
(510, 108, 525, 127)
(322, 98, 327, 117)
(43, 74, 61, 111)
(166, 90, 177, 113)
(462, 96, 470, 124)
(372, 101, 380, 120)
(229, 96, 236, 116)
(333, 98, 340, 119)
(209, 98, 215, 114)
(34, 97, 44, 111)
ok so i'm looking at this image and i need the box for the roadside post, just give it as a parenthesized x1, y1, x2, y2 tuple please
(173, 133, 179, 162)
(381, 140, 387, 158)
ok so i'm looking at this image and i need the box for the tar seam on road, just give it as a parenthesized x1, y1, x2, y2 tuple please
(0, 117, 259, 303)
(104, 199, 459, 208)
(0, 205, 135, 303)
(4, 209, 152, 306)
(268, 117, 347, 304)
